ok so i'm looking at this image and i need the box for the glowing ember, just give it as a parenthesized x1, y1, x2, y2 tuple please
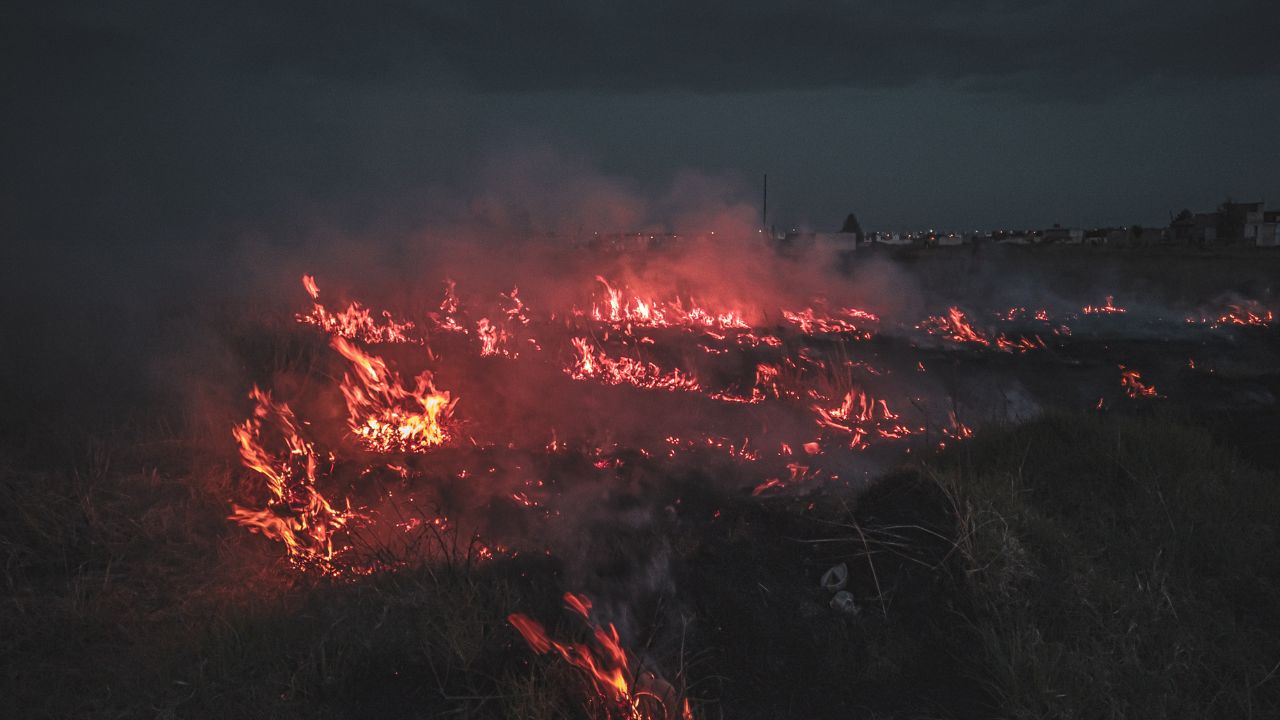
(509, 593, 693, 720)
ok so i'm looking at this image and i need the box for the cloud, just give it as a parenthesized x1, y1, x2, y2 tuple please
(19, 1, 1278, 100)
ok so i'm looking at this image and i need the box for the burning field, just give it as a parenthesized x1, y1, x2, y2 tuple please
(6, 240, 1280, 719)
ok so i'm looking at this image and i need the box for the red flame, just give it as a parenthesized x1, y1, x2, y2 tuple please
(509, 593, 693, 720)
(228, 386, 354, 569)
(331, 336, 456, 453)
(1119, 365, 1159, 399)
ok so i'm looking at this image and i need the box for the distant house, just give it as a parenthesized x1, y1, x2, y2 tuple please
(1193, 213, 1219, 245)
(1169, 210, 1196, 245)
(1126, 225, 1167, 245)
(994, 229, 1030, 245)
(873, 232, 913, 245)
(1219, 201, 1264, 243)
(1043, 225, 1084, 244)
(1259, 211, 1280, 247)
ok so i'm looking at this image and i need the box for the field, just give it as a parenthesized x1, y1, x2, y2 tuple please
(4, 244, 1280, 719)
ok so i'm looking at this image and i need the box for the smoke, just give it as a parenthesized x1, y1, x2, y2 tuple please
(14, 143, 1278, 630)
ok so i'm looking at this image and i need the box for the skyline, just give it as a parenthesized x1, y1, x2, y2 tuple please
(6, 1, 1280, 249)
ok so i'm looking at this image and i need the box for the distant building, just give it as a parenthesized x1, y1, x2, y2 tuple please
(872, 231, 913, 245)
(1043, 225, 1084, 244)
(839, 213, 866, 243)
(994, 230, 1030, 245)
(1219, 201, 1264, 243)
(1259, 211, 1280, 247)
(1193, 213, 1219, 245)
(1169, 210, 1197, 245)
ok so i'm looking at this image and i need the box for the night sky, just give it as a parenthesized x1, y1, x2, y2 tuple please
(4, 2, 1280, 412)
(8, 1, 1280, 240)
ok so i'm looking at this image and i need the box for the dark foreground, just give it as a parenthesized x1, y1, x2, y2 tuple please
(4, 407, 1279, 719)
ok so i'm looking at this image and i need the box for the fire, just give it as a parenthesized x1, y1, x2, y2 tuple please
(297, 274, 417, 344)
(814, 388, 916, 449)
(781, 306, 878, 339)
(331, 336, 456, 453)
(476, 317, 517, 357)
(919, 306, 1044, 352)
(228, 386, 353, 569)
(509, 593, 693, 720)
(919, 307, 991, 346)
(568, 337, 702, 393)
(1119, 365, 1159, 399)
(1082, 296, 1126, 315)
(237, 267, 1270, 576)
(590, 277, 748, 331)
(430, 278, 468, 334)
(1187, 301, 1276, 328)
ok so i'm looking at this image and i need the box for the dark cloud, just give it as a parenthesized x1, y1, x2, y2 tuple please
(16, 1, 1279, 100)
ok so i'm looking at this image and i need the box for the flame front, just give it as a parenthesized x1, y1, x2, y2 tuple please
(331, 336, 456, 453)
(509, 593, 693, 720)
(228, 386, 353, 569)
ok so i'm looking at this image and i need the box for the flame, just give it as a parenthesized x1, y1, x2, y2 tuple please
(814, 388, 917, 449)
(920, 306, 1044, 352)
(228, 386, 353, 568)
(590, 277, 748, 331)
(781, 306, 878, 339)
(331, 336, 456, 453)
(296, 274, 417, 344)
(568, 337, 702, 393)
(1187, 301, 1276, 328)
(509, 593, 693, 720)
(1119, 365, 1159, 399)
(476, 317, 517, 357)
(1082, 296, 1126, 315)
(919, 307, 990, 346)
(241, 269, 1277, 575)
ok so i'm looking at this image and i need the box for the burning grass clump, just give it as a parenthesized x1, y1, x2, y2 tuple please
(927, 412, 1280, 719)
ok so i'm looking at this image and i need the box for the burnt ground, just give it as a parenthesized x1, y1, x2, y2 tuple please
(5, 403, 1278, 719)
(4, 247, 1280, 719)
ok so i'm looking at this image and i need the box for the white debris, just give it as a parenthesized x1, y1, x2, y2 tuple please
(830, 590, 860, 615)
(820, 562, 849, 591)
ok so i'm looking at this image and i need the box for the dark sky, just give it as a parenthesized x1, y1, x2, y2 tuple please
(6, 0, 1280, 242)
(4, 0, 1280, 426)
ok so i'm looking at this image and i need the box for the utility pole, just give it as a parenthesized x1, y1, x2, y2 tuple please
(762, 173, 768, 232)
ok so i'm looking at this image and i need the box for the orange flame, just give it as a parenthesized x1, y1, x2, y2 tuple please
(1119, 365, 1159, 399)
(568, 337, 702, 393)
(296, 274, 417, 344)
(814, 387, 917, 449)
(228, 386, 353, 568)
(509, 593, 693, 720)
(590, 277, 747, 331)
(1082, 296, 1126, 315)
(331, 336, 456, 453)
